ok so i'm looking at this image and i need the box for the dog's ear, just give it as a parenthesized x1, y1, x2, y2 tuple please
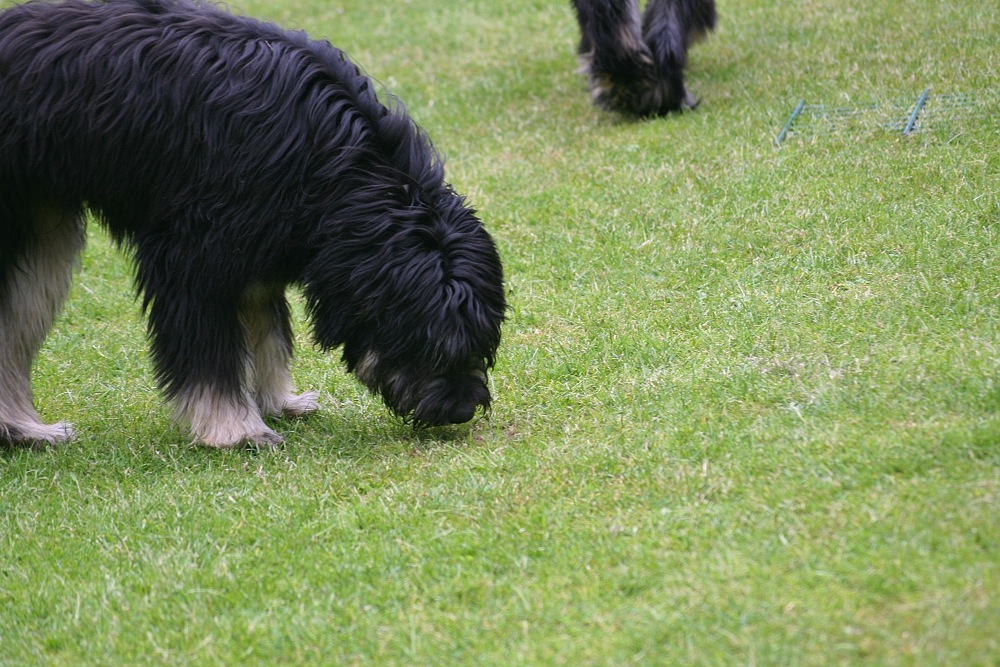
(421, 277, 504, 369)
(425, 279, 478, 365)
(304, 245, 377, 352)
(306, 291, 354, 351)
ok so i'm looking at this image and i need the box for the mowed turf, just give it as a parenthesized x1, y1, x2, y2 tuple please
(1, 0, 998, 664)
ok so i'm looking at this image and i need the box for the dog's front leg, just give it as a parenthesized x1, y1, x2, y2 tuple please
(239, 285, 320, 421)
(142, 283, 283, 448)
(172, 384, 283, 449)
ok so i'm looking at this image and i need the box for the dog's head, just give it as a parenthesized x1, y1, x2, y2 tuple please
(306, 191, 506, 426)
(348, 348, 494, 426)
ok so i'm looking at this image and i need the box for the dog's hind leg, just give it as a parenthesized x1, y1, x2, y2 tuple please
(641, 0, 716, 110)
(240, 285, 319, 419)
(571, 0, 647, 68)
(0, 204, 84, 447)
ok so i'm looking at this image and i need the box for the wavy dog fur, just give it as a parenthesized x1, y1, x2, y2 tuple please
(0, 0, 506, 448)
(570, 0, 716, 116)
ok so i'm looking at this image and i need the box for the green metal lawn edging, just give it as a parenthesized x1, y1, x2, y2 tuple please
(775, 87, 998, 145)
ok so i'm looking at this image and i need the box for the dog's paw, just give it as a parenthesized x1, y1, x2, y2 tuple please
(681, 90, 700, 110)
(281, 391, 320, 418)
(195, 425, 284, 450)
(35, 421, 75, 448)
(1, 421, 74, 449)
(242, 428, 285, 452)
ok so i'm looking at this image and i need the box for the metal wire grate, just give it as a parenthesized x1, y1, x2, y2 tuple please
(775, 88, 999, 145)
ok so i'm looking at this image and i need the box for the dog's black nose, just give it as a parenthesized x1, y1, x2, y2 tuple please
(411, 373, 490, 426)
(445, 403, 476, 425)
(412, 399, 477, 426)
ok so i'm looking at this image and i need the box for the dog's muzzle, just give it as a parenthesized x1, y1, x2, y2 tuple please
(412, 369, 490, 426)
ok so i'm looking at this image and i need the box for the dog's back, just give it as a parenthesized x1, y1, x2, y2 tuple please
(0, 0, 449, 304)
(0, 0, 402, 238)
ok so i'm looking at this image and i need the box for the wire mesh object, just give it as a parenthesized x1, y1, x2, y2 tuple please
(774, 88, 999, 145)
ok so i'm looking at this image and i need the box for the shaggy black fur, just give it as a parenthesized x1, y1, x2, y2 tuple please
(0, 0, 506, 448)
(570, 0, 716, 116)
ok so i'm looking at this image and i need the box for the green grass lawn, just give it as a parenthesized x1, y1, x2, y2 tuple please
(2, 0, 998, 664)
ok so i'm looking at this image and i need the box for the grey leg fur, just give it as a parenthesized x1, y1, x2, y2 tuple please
(0, 204, 84, 447)
(240, 285, 319, 419)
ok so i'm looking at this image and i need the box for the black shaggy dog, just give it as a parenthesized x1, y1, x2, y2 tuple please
(571, 0, 716, 116)
(0, 0, 506, 448)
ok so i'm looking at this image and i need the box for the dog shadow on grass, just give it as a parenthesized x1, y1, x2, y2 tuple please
(0, 385, 504, 466)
